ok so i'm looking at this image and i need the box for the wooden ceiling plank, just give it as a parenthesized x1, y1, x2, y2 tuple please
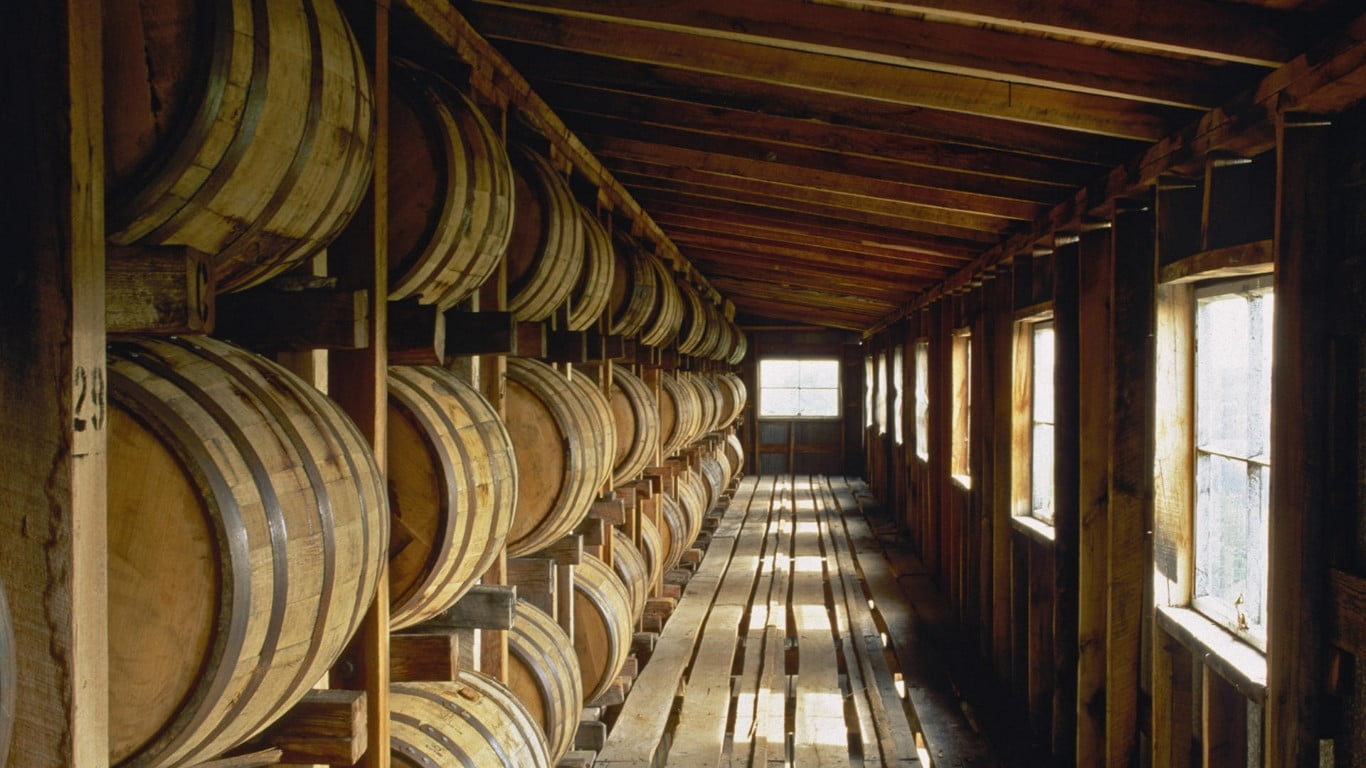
(658, 216, 971, 269)
(642, 198, 994, 256)
(677, 238, 952, 281)
(470, 0, 1269, 107)
(460, 2, 1194, 139)
(683, 257, 921, 299)
(612, 168, 1025, 234)
(532, 80, 1098, 186)
(725, 297, 876, 330)
(629, 186, 1011, 246)
(485, 42, 1146, 164)
(836, 0, 1300, 66)
(569, 114, 1063, 206)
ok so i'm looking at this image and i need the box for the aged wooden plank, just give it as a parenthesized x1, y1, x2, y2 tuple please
(0, 0, 108, 764)
(751, 476, 792, 768)
(1327, 568, 1366, 657)
(1074, 225, 1113, 765)
(727, 478, 781, 768)
(822, 478, 921, 766)
(463, 3, 1192, 140)
(106, 245, 214, 335)
(1267, 114, 1333, 768)
(989, 272, 1017, 679)
(1157, 239, 1275, 285)
(389, 631, 461, 683)
(1202, 667, 1249, 767)
(597, 476, 761, 767)
(249, 689, 367, 766)
(491, 0, 1263, 106)
(1050, 240, 1081, 765)
(1151, 630, 1193, 768)
(326, 5, 389, 764)
(669, 476, 773, 766)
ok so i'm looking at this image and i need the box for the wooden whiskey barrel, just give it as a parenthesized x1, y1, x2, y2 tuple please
(608, 236, 659, 338)
(608, 364, 661, 486)
(658, 491, 691, 574)
(675, 280, 708, 356)
(727, 323, 749, 365)
(569, 369, 617, 490)
(659, 371, 703, 458)
(567, 204, 615, 331)
(715, 373, 748, 429)
(686, 372, 722, 436)
(0, 580, 13, 768)
(507, 600, 584, 764)
(504, 358, 611, 556)
(386, 366, 516, 630)
(107, 336, 387, 767)
(676, 472, 709, 553)
(391, 676, 551, 768)
(611, 529, 650, 623)
(573, 554, 634, 704)
(505, 147, 584, 321)
(699, 454, 728, 513)
(636, 514, 665, 597)
(638, 256, 683, 348)
(692, 300, 725, 360)
(386, 65, 514, 308)
(104, 0, 375, 293)
(724, 433, 746, 483)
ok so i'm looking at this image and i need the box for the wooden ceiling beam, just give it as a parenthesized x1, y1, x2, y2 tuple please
(532, 81, 1098, 187)
(724, 296, 877, 330)
(643, 198, 992, 258)
(840, 0, 1301, 65)
(655, 209, 978, 266)
(460, 2, 1194, 139)
(675, 237, 952, 281)
(485, 42, 1145, 165)
(612, 168, 1024, 235)
(469, 0, 1268, 106)
(629, 186, 1010, 246)
(710, 278, 898, 319)
(568, 113, 1062, 206)
(682, 256, 920, 300)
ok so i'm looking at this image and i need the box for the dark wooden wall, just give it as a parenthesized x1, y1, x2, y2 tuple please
(737, 324, 862, 478)
(863, 101, 1366, 767)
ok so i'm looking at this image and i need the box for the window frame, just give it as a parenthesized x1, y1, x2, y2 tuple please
(1154, 260, 1275, 657)
(913, 338, 930, 462)
(892, 345, 905, 446)
(1011, 309, 1056, 527)
(757, 357, 843, 421)
(950, 327, 972, 486)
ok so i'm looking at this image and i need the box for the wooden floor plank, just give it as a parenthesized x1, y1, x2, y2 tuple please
(671, 477, 777, 766)
(823, 477, 925, 767)
(753, 480, 795, 768)
(790, 478, 852, 767)
(812, 477, 884, 768)
(835, 479, 997, 767)
(598, 475, 762, 767)
(727, 477, 783, 767)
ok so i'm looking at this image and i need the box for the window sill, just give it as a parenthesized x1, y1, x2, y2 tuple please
(1155, 605, 1266, 705)
(951, 473, 972, 491)
(1011, 515, 1056, 546)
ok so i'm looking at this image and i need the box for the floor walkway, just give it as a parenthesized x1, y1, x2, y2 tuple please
(597, 475, 997, 768)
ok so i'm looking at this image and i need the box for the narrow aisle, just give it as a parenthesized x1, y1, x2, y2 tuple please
(599, 475, 952, 768)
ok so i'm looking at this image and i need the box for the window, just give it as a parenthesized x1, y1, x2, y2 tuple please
(893, 346, 905, 446)
(1030, 320, 1056, 522)
(914, 339, 929, 461)
(864, 356, 874, 428)
(760, 358, 841, 419)
(1193, 276, 1273, 647)
(951, 329, 971, 482)
(875, 352, 889, 435)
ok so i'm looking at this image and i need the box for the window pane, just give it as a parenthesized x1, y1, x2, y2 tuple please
(1197, 294, 1251, 457)
(798, 388, 839, 417)
(763, 359, 802, 389)
(801, 361, 840, 389)
(893, 347, 905, 445)
(1195, 453, 1266, 635)
(1033, 322, 1055, 424)
(761, 387, 800, 417)
(914, 340, 929, 460)
(876, 353, 888, 434)
(1032, 423, 1054, 522)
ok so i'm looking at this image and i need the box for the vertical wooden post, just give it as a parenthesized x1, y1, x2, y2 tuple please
(330, 3, 388, 766)
(991, 269, 1015, 678)
(1052, 238, 1081, 767)
(1152, 633, 1193, 768)
(1107, 205, 1156, 768)
(479, 223, 511, 685)
(0, 2, 108, 764)
(1075, 225, 1113, 766)
(1267, 113, 1332, 768)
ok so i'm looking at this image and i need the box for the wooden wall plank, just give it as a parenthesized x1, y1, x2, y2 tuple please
(1106, 207, 1157, 768)
(1051, 239, 1081, 766)
(1266, 114, 1333, 768)
(0, 1, 108, 764)
(1074, 226, 1114, 766)
(990, 271, 1016, 677)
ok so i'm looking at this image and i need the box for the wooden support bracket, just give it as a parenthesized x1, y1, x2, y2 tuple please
(390, 630, 461, 683)
(106, 245, 214, 334)
(444, 310, 517, 355)
(589, 496, 627, 525)
(387, 299, 445, 365)
(216, 285, 369, 350)
(546, 329, 589, 363)
(245, 689, 367, 766)
(423, 585, 517, 630)
(542, 534, 584, 566)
